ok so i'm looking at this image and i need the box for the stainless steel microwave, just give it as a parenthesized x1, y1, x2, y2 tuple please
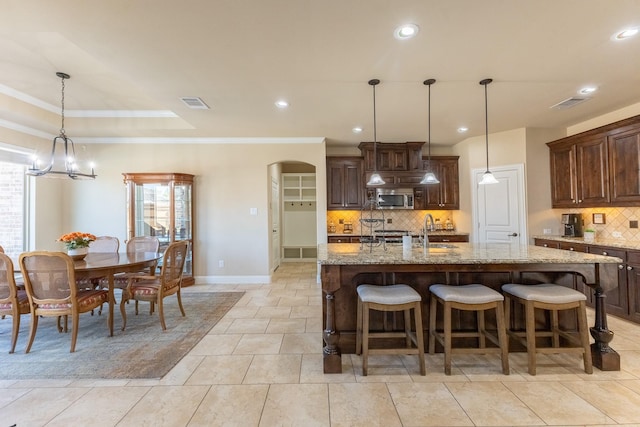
(375, 188, 414, 209)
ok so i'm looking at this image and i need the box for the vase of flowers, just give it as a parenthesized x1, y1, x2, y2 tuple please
(58, 232, 96, 260)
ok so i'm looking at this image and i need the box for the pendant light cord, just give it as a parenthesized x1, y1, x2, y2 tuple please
(60, 75, 66, 136)
(484, 82, 489, 172)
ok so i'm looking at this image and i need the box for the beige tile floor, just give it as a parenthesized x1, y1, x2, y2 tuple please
(2, 262, 640, 426)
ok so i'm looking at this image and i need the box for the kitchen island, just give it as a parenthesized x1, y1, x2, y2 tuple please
(318, 242, 622, 373)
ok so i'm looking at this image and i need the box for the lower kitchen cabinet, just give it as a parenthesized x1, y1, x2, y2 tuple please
(534, 238, 638, 323)
(328, 236, 361, 243)
(428, 234, 469, 243)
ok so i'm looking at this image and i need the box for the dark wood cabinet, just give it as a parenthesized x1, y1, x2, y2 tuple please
(548, 114, 640, 208)
(328, 236, 360, 243)
(359, 142, 424, 171)
(327, 157, 364, 210)
(589, 245, 628, 319)
(608, 126, 640, 205)
(428, 234, 469, 243)
(626, 250, 640, 323)
(548, 136, 609, 207)
(422, 157, 460, 209)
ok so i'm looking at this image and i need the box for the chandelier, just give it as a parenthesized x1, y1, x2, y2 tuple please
(26, 72, 96, 179)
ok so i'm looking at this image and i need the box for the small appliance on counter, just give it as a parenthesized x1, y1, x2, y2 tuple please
(343, 222, 353, 234)
(562, 213, 583, 237)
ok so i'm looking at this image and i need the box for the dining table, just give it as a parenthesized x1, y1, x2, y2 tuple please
(73, 252, 162, 336)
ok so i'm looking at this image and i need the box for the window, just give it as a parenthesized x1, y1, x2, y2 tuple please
(0, 142, 32, 256)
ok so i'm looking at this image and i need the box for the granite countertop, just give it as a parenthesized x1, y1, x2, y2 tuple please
(533, 235, 640, 250)
(317, 242, 622, 265)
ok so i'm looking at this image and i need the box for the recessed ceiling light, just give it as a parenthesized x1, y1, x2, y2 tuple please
(578, 86, 598, 95)
(275, 100, 289, 108)
(394, 24, 419, 40)
(457, 127, 468, 133)
(614, 27, 638, 40)
(352, 127, 363, 133)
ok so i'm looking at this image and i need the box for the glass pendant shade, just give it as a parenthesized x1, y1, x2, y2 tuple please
(366, 79, 385, 186)
(421, 78, 439, 185)
(479, 170, 499, 185)
(420, 171, 439, 184)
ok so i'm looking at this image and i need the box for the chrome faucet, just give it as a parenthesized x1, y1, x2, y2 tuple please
(423, 213, 434, 249)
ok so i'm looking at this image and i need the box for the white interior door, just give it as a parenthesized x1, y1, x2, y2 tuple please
(472, 164, 527, 244)
(270, 177, 281, 271)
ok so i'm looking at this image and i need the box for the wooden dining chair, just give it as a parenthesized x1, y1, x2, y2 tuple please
(19, 251, 109, 353)
(0, 252, 30, 353)
(120, 240, 189, 331)
(89, 236, 120, 253)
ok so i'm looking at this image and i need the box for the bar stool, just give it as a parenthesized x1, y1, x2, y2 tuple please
(356, 284, 425, 376)
(429, 284, 509, 375)
(502, 283, 592, 375)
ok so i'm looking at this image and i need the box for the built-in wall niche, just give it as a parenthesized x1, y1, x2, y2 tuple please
(281, 167, 317, 261)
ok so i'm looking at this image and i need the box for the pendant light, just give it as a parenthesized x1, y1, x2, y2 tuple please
(26, 72, 97, 180)
(478, 78, 498, 185)
(366, 79, 385, 186)
(420, 78, 440, 185)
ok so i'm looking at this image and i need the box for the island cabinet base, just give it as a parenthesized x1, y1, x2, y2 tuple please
(321, 263, 617, 373)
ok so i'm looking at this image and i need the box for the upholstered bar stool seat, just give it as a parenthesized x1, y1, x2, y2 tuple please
(502, 283, 592, 375)
(429, 284, 509, 375)
(356, 284, 425, 376)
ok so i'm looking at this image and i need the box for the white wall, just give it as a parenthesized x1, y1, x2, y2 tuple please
(31, 140, 326, 283)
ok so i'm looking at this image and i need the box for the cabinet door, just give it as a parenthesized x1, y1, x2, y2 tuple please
(534, 238, 560, 249)
(424, 159, 459, 209)
(327, 158, 363, 209)
(626, 251, 640, 322)
(609, 127, 640, 205)
(378, 149, 407, 171)
(576, 136, 609, 206)
(590, 246, 628, 318)
(550, 144, 577, 207)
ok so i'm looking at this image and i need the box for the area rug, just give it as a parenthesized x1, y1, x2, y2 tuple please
(0, 292, 243, 380)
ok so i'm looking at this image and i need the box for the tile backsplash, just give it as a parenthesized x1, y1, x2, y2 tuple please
(557, 207, 640, 240)
(327, 210, 455, 235)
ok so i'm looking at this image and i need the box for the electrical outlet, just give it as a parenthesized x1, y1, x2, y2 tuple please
(631, 220, 638, 229)
(612, 231, 622, 238)
(543, 228, 552, 235)
(339, 219, 344, 224)
(218, 260, 225, 268)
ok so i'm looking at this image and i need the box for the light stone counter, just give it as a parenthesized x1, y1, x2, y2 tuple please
(533, 235, 640, 251)
(318, 242, 622, 266)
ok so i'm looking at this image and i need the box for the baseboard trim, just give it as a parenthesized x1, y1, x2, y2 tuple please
(195, 275, 272, 285)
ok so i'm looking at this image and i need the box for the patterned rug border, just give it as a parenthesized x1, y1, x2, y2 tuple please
(0, 291, 244, 380)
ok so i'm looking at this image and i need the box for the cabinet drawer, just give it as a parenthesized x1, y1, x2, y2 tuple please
(428, 235, 469, 242)
(589, 245, 626, 259)
(534, 239, 560, 249)
(558, 242, 589, 252)
(626, 250, 640, 265)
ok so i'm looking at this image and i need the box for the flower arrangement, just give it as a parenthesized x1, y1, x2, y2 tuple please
(58, 232, 97, 250)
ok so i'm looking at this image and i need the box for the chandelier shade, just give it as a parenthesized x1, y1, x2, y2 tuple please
(26, 72, 96, 180)
(478, 78, 498, 185)
(420, 78, 440, 185)
(366, 79, 385, 186)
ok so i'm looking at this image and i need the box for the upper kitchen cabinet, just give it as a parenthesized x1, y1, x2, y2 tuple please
(359, 142, 424, 171)
(422, 156, 460, 209)
(327, 157, 364, 210)
(123, 172, 195, 286)
(548, 114, 640, 208)
(548, 135, 609, 207)
(608, 126, 640, 205)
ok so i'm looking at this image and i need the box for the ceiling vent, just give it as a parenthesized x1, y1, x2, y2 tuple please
(550, 96, 591, 110)
(180, 97, 209, 109)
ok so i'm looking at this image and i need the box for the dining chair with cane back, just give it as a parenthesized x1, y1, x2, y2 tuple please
(0, 252, 30, 353)
(19, 251, 109, 353)
(120, 240, 189, 331)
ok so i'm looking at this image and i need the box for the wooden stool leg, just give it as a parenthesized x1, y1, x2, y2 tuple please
(356, 296, 362, 355)
(362, 302, 370, 376)
(551, 309, 560, 348)
(477, 309, 486, 348)
(429, 295, 437, 354)
(525, 300, 537, 375)
(577, 301, 593, 374)
(495, 302, 510, 375)
(444, 301, 452, 375)
(404, 309, 412, 348)
(414, 302, 426, 375)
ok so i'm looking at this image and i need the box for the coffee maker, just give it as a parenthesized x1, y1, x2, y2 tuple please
(562, 213, 584, 237)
